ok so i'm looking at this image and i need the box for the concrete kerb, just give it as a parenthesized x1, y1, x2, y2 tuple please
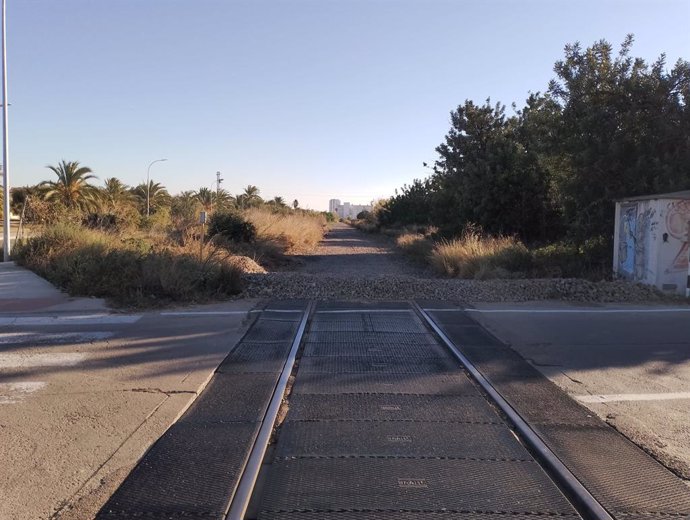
(0, 261, 110, 313)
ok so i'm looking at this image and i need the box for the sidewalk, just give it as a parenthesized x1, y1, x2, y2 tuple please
(0, 261, 259, 519)
(0, 261, 108, 313)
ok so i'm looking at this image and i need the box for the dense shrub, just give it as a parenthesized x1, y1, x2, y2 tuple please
(532, 237, 610, 279)
(208, 211, 257, 243)
(13, 224, 243, 307)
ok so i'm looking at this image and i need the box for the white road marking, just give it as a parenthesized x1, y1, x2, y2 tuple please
(0, 314, 141, 325)
(424, 308, 690, 314)
(576, 392, 690, 403)
(0, 332, 113, 345)
(0, 353, 87, 368)
(0, 382, 46, 404)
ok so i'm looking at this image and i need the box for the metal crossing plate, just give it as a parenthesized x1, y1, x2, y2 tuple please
(257, 458, 579, 516)
(432, 324, 504, 347)
(316, 301, 411, 311)
(425, 308, 479, 326)
(307, 331, 438, 345)
(96, 422, 259, 519)
(216, 342, 291, 374)
(178, 373, 278, 423)
(260, 512, 576, 520)
(245, 320, 299, 342)
(310, 315, 426, 334)
(298, 355, 458, 374)
(274, 421, 532, 460)
(286, 394, 501, 423)
(292, 373, 481, 396)
(303, 341, 451, 358)
(537, 423, 690, 516)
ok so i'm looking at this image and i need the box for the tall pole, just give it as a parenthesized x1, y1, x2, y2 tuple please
(145, 158, 167, 218)
(2, 0, 10, 261)
(216, 171, 223, 197)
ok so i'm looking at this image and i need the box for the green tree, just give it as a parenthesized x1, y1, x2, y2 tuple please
(195, 187, 215, 213)
(236, 185, 262, 209)
(132, 181, 171, 215)
(271, 196, 286, 207)
(42, 160, 99, 211)
(433, 99, 554, 240)
(171, 191, 202, 245)
(101, 178, 135, 210)
(548, 35, 690, 241)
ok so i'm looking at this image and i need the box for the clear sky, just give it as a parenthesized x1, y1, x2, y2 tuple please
(6, 0, 690, 210)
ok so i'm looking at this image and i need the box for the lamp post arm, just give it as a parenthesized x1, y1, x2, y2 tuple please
(145, 158, 167, 218)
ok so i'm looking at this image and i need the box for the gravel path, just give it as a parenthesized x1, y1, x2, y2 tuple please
(289, 223, 426, 277)
(241, 223, 681, 303)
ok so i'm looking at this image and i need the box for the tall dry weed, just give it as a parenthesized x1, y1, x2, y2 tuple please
(244, 208, 325, 252)
(430, 230, 531, 279)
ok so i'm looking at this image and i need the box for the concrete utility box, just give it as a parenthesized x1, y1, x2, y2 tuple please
(613, 190, 690, 295)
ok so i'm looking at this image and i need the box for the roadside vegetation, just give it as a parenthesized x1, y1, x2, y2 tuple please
(8, 164, 329, 306)
(356, 36, 690, 280)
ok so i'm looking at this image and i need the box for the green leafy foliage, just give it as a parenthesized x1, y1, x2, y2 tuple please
(208, 211, 257, 242)
(381, 35, 690, 262)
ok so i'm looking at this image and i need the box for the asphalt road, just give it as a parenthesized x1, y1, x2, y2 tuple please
(0, 302, 258, 520)
(470, 302, 690, 482)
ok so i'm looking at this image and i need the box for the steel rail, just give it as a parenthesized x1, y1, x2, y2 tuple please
(225, 301, 314, 520)
(412, 302, 614, 520)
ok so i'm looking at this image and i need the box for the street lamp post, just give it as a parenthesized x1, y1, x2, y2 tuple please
(2, 0, 10, 261)
(146, 158, 167, 218)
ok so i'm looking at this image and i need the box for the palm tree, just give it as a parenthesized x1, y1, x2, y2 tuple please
(239, 185, 262, 208)
(271, 196, 286, 207)
(42, 160, 99, 211)
(215, 189, 235, 211)
(132, 181, 171, 215)
(101, 177, 134, 210)
(171, 191, 202, 245)
(195, 187, 214, 213)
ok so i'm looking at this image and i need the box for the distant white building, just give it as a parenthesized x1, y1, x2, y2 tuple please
(329, 198, 372, 219)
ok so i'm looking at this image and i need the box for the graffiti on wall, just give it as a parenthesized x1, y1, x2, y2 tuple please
(618, 203, 657, 280)
(618, 204, 637, 277)
(665, 200, 690, 272)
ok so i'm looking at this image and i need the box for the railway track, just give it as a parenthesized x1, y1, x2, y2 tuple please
(97, 300, 690, 520)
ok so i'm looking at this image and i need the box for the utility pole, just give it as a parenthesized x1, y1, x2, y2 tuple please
(2, 0, 10, 261)
(216, 171, 223, 197)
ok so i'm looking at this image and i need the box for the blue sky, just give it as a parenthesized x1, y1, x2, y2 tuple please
(6, 0, 690, 210)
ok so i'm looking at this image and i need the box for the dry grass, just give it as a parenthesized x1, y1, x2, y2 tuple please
(430, 230, 531, 279)
(13, 224, 243, 307)
(395, 233, 434, 262)
(244, 208, 326, 252)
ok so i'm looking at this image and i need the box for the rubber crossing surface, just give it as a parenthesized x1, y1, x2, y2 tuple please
(96, 302, 307, 520)
(425, 303, 690, 520)
(256, 303, 583, 519)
